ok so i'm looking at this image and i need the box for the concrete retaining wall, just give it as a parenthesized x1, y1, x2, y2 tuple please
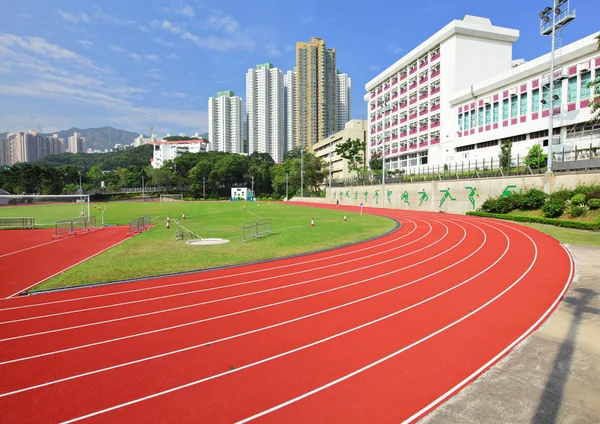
(292, 172, 600, 215)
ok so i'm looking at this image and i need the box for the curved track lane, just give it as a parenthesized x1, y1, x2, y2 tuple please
(0, 206, 573, 423)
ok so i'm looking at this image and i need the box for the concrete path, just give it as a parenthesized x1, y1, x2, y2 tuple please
(422, 244, 600, 424)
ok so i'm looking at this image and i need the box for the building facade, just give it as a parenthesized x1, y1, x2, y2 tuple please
(208, 90, 244, 154)
(67, 132, 87, 153)
(336, 72, 352, 132)
(284, 69, 297, 155)
(365, 15, 599, 173)
(296, 37, 337, 150)
(312, 119, 368, 183)
(246, 63, 285, 163)
(150, 138, 211, 169)
(134, 134, 159, 147)
(4, 130, 65, 165)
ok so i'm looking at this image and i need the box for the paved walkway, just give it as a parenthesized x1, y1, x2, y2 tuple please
(422, 244, 600, 423)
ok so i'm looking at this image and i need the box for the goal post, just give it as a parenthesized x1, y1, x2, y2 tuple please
(0, 194, 91, 225)
(160, 194, 184, 202)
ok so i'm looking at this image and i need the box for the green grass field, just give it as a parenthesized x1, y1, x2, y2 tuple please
(514, 222, 600, 247)
(0, 200, 397, 291)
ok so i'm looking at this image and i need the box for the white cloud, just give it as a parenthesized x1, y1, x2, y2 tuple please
(129, 53, 142, 62)
(387, 45, 404, 55)
(368, 65, 381, 72)
(146, 54, 159, 61)
(208, 10, 241, 35)
(161, 20, 183, 34)
(19, 14, 32, 20)
(109, 45, 124, 52)
(58, 9, 90, 23)
(175, 5, 195, 17)
(265, 42, 281, 57)
(153, 37, 175, 47)
(78, 40, 93, 49)
(161, 92, 186, 98)
(166, 53, 181, 60)
(91, 5, 136, 26)
(181, 32, 254, 52)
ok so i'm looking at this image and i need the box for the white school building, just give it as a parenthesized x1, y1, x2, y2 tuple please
(364, 15, 599, 173)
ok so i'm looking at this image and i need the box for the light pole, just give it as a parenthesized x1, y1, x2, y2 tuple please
(539, 0, 576, 174)
(141, 175, 145, 199)
(286, 172, 289, 201)
(202, 176, 206, 198)
(380, 98, 392, 184)
(329, 134, 334, 202)
(300, 143, 304, 199)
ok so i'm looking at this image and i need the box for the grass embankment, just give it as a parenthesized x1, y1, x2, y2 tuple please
(515, 222, 600, 247)
(5, 201, 396, 291)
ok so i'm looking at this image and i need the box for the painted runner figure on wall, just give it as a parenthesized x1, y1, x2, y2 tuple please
(465, 186, 479, 210)
(387, 190, 393, 205)
(401, 190, 410, 206)
(439, 188, 456, 208)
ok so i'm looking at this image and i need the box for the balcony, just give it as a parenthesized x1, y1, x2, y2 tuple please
(400, 117, 407, 123)
(400, 103, 407, 109)
(431, 87, 440, 95)
(419, 93, 428, 101)
(385, 110, 391, 116)
(370, 130, 375, 135)
(409, 129, 417, 135)
(370, 117, 376, 123)
(419, 59, 428, 68)
(409, 67, 417, 75)
(431, 121, 440, 128)
(399, 132, 407, 138)
(377, 88, 382, 94)
(419, 109, 428, 116)
(400, 73, 407, 80)
(391, 120, 398, 127)
(430, 138, 440, 144)
(392, 80, 398, 86)
(431, 104, 440, 112)
(419, 125, 428, 132)
(430, 70, 440, 79)
(430, 52, 440, 62)
(409, 82, 417, 91)
(400, 88, 407, 95)
(391, 93, 398, 99)
(391, 148, 398, 154)
(392, 135, 398, 140)
(419, 77, 428, 85)
(377, 115, 382, 120)
(419, 141, 428, 147)
(377, 127, 383, 133)
(370, 141, 376, 146)
(370, 104, 375, 110)
(400, 146, 408, 152)
(409, 143, 417, 149)
(370, 93, 375, 99)
(409, 113, 417, 120)
(409, 98, 417, 105)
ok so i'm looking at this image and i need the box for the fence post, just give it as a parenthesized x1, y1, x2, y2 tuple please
(537, 151, 541, 174)
(517, 153, 519, 176)
(574, 144, 578, 161)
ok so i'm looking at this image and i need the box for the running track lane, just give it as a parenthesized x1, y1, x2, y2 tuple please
(0, 226, 130, 298)
(0, 208, 573, 423)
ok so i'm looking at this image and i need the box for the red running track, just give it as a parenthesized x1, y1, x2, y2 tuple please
(0, 226, 130, 298)
(0, 205, 573, 423)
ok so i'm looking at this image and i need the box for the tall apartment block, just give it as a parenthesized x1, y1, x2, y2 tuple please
(208, 90, 244, 154)
(68, 132, 87, 153)
(3, 130, 65, 165)
(284, 69, 296, 155)
(336, 71, 352, 132)
(295, 37, 337, 150)
(246, 63, 285, 163)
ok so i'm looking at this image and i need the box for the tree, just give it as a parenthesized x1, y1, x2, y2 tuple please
(498, 139, 512, 171)
(588, 34, 600, 123)
(334, 138, 366, 177)
(369, 151, 382, 171)
(525, 143, 548, 169)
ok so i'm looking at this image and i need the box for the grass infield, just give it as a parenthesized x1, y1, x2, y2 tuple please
(0, 200, 396, 291)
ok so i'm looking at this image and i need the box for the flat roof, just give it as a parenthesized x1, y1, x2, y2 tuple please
(150, 139, 209, 145)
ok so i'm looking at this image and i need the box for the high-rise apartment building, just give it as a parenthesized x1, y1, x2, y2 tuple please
(246, 63, 285, 163)
(295, 37, 337, 150)
(208, 90, 244, 154)
(336, 71, 352, 132)
(4, 130, 65, 165)
(68, 132, 87, 153)
(283, 69, 296, 155)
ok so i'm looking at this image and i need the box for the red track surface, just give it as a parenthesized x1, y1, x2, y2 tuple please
(0, 206, 573, 423)
(0, 227, 129, 298)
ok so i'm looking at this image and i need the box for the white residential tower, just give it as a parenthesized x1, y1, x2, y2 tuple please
(208, 91, 244, 154)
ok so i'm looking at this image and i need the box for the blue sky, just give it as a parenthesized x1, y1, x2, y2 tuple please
(0, 0, 598, 136)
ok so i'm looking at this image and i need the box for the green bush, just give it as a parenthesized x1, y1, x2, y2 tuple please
(572, 185, 597, 196)
(466, 211, 600, 231)
(542, 201, 565, 218)
(520, 189, 548, 210)
(481, 196, 514, 214)
(588, 198, 600, 210)
(571, 193, 587, 205)
(549, 189, 574, 203)
(569, 204, 587, 217)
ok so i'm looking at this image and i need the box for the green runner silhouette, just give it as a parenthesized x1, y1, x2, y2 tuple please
(363, 190, 369, 204)
(387, 190, 393, 205)
(373, 190, 380, 204)
(439, 188, 456, 208)
(465, 186, 479, 210)
(401, 190, 410, 206)
(418, 190, 428, 206)
(354, 191, 359, 202)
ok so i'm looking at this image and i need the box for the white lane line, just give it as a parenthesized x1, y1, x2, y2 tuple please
(4, 236, 131, 299)
(0, 238, 62, 259)
(235, 220, 538, 423)
(0, 220, 458, 360)
(0, 220, 439, 340)
(0, 220, 427, 325)
(0, 219, 480, 399)
(55, 220, 507, 423)
(0, 219, 415, 312)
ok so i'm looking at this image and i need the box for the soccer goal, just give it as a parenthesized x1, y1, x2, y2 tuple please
(160, 194, 184, 202)
(0, 194, 90, 226)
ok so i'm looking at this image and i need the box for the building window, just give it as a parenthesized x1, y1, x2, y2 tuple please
(485, 104, 491, 124)
(458, 114, 463, 131)
(502, 99, 509, 120)
(580, 71, 591, 99)
(493, 102, 499, 122)
(478, 107, 484, 126)
(532, 89, 540, 112)
(567, 76, 577, 103)
(470, 110, 476, 128)
(542, 86, 550, 110)
(510, 96, 518, 118)
(464, 111, 470, 130)
(520, 93, 527, 116)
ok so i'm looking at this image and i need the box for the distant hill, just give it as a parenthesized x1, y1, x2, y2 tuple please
(0, 127, 144, 151)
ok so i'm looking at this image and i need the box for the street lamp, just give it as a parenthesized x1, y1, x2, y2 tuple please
(286, 172, 289, 201)
(539, 0, 576, 174)
(300, 143, 305, 199)
(329, 134, 334, 202)
(380, 97, 392, 184)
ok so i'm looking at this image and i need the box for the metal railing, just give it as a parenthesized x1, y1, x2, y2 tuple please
(87, 186, 190, 195)
(242, 218, 272, 242)
(53, 216, 96, 238)
(128, 215, 151, 235)
(554, 144, 600, 171)
(0, 217, 35, 229)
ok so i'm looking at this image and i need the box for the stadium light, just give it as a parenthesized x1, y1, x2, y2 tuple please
(329, 134, 334, 202)
(539, 0, 576, 174)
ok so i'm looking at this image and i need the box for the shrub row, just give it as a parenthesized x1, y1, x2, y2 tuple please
(466, 211, 600, 231)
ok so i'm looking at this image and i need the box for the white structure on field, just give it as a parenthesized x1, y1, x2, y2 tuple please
(246, 63, 285, 163)
(284, 69, 297, 155)
(208, 91, 244, 154)
(150, 138, 210, 169)
(365, 15, 600, 173)
(336, 71, 352, 132)
(231, 186, 254, 201)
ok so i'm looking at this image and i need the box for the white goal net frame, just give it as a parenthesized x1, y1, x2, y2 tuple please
(0, 194, 91, 223)
(160, 194, 184, 202)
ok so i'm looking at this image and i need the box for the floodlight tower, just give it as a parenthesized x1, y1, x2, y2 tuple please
(539, 0, 576, 173)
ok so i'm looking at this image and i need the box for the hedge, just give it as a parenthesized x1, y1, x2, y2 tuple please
(466, 211, 600, 231)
